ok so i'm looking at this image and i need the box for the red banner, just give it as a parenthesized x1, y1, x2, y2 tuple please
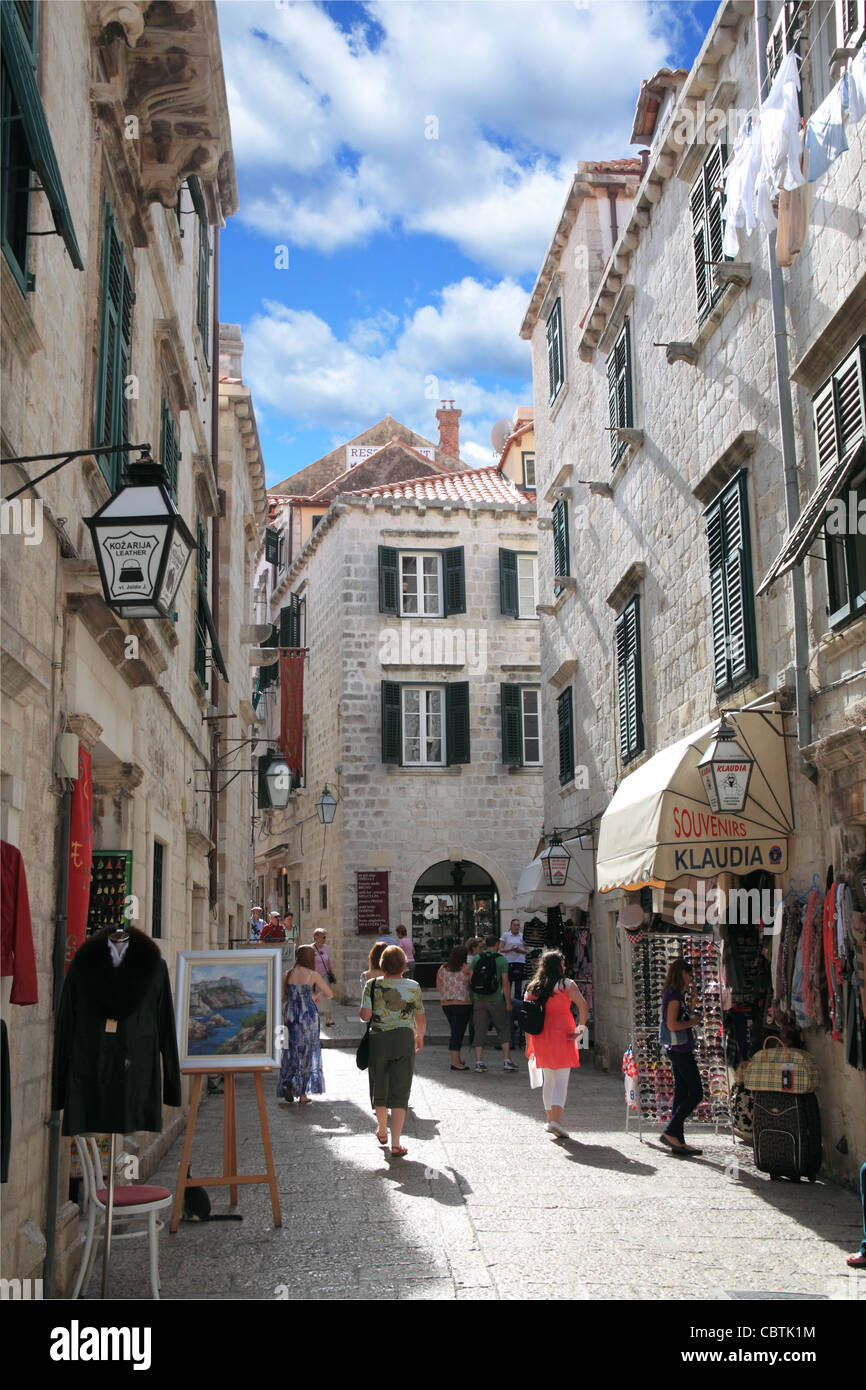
(279, 650, 305, 778)
(67, 745, 93, 970)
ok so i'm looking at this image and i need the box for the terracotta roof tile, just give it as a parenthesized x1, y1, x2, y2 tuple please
(347, 466, 532, 506)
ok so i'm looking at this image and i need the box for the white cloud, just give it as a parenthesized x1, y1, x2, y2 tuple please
(218, 0, 673, 272)
(243, 278, 532, 456)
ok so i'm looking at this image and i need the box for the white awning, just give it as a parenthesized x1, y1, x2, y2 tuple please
(596, 709, 794, 892)
(515, 835, 595, 912)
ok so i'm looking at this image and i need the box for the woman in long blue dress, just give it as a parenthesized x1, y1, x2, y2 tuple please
(277, 945, 334, 1104)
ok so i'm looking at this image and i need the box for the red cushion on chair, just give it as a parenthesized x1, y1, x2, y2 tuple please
(96, 1185, 171, 1206)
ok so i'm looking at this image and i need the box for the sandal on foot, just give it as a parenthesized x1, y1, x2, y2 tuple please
(846, 1252, 866, 1268)
(375, 1130, 388, 1145)
(451, 1064, 470, 1071)
(390, 1145, 408, 1157)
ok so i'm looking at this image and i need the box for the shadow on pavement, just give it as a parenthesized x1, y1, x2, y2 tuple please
(558, 1136, 658, 1175)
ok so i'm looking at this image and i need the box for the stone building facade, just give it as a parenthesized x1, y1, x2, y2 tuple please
(254, 411, 544, 993)
(523, 0, 865, 1181)
(0, 1, 261, 1286)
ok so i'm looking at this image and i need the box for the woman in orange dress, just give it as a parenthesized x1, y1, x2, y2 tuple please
(524, 950, 588, 1137)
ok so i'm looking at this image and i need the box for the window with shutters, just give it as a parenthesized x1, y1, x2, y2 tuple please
(151, 840, 165, 940)
(816, 340, 866, 626)
(381, 681, 470, 766)
(500, 549, 538, 617)
(95, 202, 134, 487)
(552, 499, 570, 596)
(690, 143, 727, 322)
(704, 472, 758, 694)
(189, 175, 209, 363)
(194, 516, 209, 684)
(0, 4, 37, 292)
(836, 0, 866, 51)
(547, 298, 565, 405)
(500, 684, 542, 766)
(522, 452, 536, 490)
(379, 547, 465, 616)
(615, 596, 644, 765)
(607, 319, 634, 468)
(159, 396, 180, 501)
(557, 688, 574, 786)
(766, 2, 804, 90)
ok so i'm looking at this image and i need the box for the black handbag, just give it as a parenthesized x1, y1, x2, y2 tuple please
(517, 997, 546, 1035)
(356, 980, 376, 1070)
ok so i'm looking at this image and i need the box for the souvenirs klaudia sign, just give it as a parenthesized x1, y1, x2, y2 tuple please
(668, 804, 786, 874)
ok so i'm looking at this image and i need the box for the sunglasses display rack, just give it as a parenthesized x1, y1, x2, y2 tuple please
(86, 850, 133, 935)
(627, 931, 731, 1137)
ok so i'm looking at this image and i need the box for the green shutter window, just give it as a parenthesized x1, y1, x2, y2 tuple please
(264, 526, 279, 565)
(704, 472, 757, 693)
(257, 753, 272, 810)
(443, 547, 466, 616)
(279, 592, 301, 648)
(607, 320, 634, 468)
(816, 340, 866, 626)
(546, 298, 564, 404)
(189, 176, 209, 363)
(0, 3, 83, 282)
(445, 682, 470, 765)
(95, 203, 133, 487)
(557, 688, 574, 786)
(615, 596, 644, 764)
(690, 142, 727, 322)
(501, 683, 522, 765)
(159, 397, 180, 501)
(151, 841, 164, 940)
(194, 517, 208, 684)
(499, 548, 519, 616)
(378, 546, 399, 614)
(552, 498, 570, 595)
(381, 681, 402, 764)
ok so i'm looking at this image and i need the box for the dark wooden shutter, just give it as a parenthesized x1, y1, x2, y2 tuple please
(160, 397, 179, 500)
(257, 753, 272, 809)
(446, 682, 470, 765)
(547, 299, 563, 402)
(281, 592, 300, 648)
(499, 548, 518, 616)
(443, 547, 466, 615)
(705, 473, 756, 692)
(95, 205, 126, 485)
(691, 144, 726, 320)
(552, 499, 570, 592)
(615, 597, 644, 764)
(766, 2, 803, 87)
(264, 527, 279, 564)
(812, 377, 839, 474)
(557, 688, 574, 785)
(381, 681, 402, 764)
(378, 546, 399, 614)
(259, 623, 278, 690)
(608, 320, 633, 467)
(501, 683, 522, 765)
(834, 341, 866, 457)
(705, 142, 726, 270)
(690, 169, 709, 320)
(190, 176, 210, 362)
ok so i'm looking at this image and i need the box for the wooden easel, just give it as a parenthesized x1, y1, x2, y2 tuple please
(169, 1068, 281, 1233)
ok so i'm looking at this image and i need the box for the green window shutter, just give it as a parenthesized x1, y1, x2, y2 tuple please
(443, 546, 465, 616)
(257, 753, 272, 810)
(445, 682, 470, 765)
(381, 681, 402, 764)
(378, 546, 399, 614)
(194, 517, 209, 684)
(159, 397, 179, 501)
(812, 377, 839, 474)
(834, 340, 866, 457)
(189, 176, 209, 362)
(279, 595, 301, 648)
(547, 298, 564, 403)
(705, 472, 757, 693)
(705, 142, 726, 268)
(557, 688, 574, 786)
(691, 144, 727, 321)
(499, 548, 518, 616)
(608, 320, 633, 467)
(552, 499, 570, 594)
(95, 204, 133, 486)
(690, 168, 709, 319)
(616, 596, 644, 764)
(264, 526, 279, 565)
(501, 683, 522, 766)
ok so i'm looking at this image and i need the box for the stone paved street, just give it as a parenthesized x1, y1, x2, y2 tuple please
(100, 1021, 864, 1303)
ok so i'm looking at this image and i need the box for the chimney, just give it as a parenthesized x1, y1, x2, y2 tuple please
(219, 323, 244, 380)
(436, 400, 461, 460)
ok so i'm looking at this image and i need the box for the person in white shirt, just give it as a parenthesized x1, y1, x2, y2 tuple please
(500, 918, 527, 1000)
(249, 906, 264, 941)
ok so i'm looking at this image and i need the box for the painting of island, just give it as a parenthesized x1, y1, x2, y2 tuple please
(176, 950, 281, 1070)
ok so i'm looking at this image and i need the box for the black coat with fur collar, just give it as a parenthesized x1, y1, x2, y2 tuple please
(52, 928, 181, 1135)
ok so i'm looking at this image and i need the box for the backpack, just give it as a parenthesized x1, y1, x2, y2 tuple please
(471, 952, 500, 996)
(517, 997, 545, 1035)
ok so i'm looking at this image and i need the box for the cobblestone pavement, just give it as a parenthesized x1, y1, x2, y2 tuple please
(95, 1006, 865, 1303)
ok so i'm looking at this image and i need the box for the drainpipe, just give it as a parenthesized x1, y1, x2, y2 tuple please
(43, 785, 72, 1298)
(754, 1, 817, 782)
(607, 186, 619, 251)
(209, 224, 222, 911)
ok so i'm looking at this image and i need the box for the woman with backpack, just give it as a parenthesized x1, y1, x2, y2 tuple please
(522, 950, 587, 1136)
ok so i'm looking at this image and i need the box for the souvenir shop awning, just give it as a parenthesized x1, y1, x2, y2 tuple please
(757, 439, 865, 595)
(596, 709, 794, 892)
(515, 835, 595, 912)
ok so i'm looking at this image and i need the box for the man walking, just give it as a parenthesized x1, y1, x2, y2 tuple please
(470, 934, 516, 1073)
(249, 906, 264, 941)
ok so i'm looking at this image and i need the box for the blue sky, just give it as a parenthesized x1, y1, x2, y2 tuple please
(217, 1, 721, 486)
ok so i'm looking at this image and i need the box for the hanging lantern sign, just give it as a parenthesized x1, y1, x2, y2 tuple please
(698, 721, 755, 814)
(539, 833, 572, 888)
(85, 454, 195, 619)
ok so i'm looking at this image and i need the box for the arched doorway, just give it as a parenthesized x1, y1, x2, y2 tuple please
(411, 860, 499, 988)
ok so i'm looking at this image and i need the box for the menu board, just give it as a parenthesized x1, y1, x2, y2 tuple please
(357, 870, 389, 936)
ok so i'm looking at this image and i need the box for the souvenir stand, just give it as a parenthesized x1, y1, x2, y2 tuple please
(624, 921, 731, 1141)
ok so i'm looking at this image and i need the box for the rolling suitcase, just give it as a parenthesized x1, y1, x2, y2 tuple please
(752, 1090, 822, 1182)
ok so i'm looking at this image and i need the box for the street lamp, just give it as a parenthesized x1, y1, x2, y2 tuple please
(315, 786, 337, 824)
(540, 832, 572, 888)
(85, 452, 195, 619)
(261, 752, 292, 810)
(698, 721, 754, 814)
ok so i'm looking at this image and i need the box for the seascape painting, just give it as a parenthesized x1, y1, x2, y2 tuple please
(176, 949, 282, 1070)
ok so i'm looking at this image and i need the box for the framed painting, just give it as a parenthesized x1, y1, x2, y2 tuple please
(175, 949, 282, 1070)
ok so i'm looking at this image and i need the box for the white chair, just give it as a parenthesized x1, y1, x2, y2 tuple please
(72, 1136, 173, 1300)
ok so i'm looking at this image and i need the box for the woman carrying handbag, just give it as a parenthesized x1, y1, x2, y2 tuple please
(523, 950, 587, 1137)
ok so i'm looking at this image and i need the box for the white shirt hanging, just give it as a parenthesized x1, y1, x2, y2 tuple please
(847, 45, 866, 123)
(757, 49, 805, 231)
(722, 118, 762, 257)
